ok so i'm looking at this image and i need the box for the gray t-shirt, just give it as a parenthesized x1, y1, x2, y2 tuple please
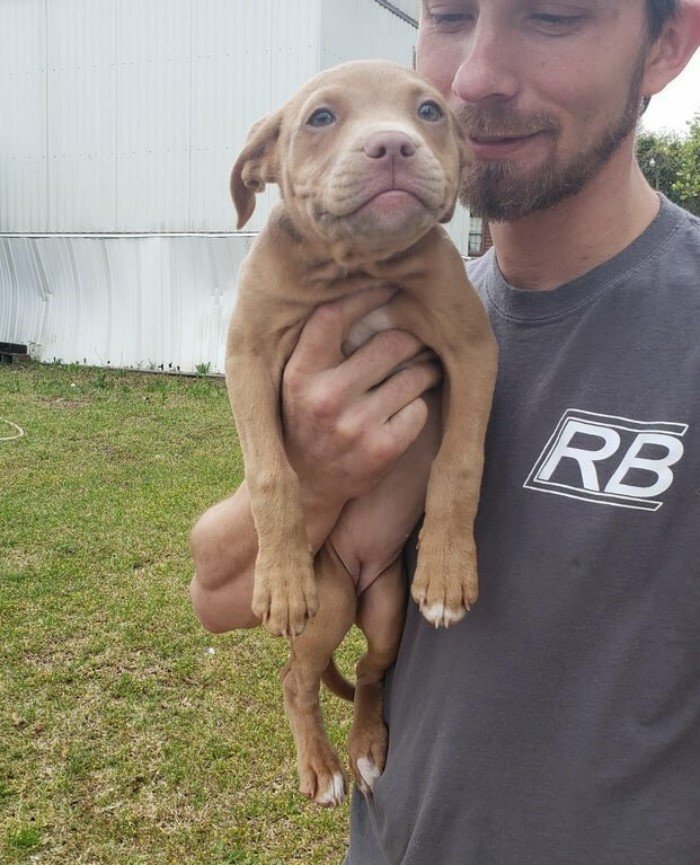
(345, 197, 700, 865)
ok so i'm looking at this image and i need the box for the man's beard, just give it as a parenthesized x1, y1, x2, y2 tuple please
(457, 53, 646, 222)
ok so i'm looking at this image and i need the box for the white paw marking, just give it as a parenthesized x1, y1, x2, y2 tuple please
(356, 757, 381, 794)
(317, 772, 346, 805)
(421, 602, 467, 628)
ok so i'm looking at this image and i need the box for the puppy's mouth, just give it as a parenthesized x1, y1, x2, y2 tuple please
(308, 161, 448, 231)
(322, 177, 435, 223)
(347, 187, 426, 217)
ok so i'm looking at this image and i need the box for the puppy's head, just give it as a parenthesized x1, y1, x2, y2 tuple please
(231, 60, 470, 261)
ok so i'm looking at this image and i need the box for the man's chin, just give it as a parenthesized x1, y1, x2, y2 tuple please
(459, 161, 587, 223)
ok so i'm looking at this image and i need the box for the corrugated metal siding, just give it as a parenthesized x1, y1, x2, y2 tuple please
(0, 235, 246, 372)
(321, 0, 415, 68)
(0, 0, 49, 233)
(0, 0, 322, 234)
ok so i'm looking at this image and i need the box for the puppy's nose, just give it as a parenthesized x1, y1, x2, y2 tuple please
(363, 131, 416, 160)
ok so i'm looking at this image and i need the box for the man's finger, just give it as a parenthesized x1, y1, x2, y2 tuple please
(333, 328, 429, 397)
(379, 397, 430, 460)
(365, 360, 442, 423)
(290, 287, 396, 374)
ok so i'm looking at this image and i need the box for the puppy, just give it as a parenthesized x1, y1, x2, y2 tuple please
(227, 60, 497, 805)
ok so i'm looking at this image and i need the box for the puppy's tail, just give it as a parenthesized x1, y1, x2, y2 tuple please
(321, 656, 355, 702)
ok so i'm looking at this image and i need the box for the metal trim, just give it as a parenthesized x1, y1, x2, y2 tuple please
(372, 0, 418, 27)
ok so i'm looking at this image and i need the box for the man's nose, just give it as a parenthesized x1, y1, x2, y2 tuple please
(363, 131, 416, 160)
(451, 19, 519, 105)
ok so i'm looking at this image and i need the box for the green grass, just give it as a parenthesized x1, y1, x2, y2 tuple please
(0, 362, 362, 864)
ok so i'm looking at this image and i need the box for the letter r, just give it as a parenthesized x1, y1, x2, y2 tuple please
(538, 420, 621, 491)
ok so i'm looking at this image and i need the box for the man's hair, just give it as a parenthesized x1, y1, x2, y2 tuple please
(646, 0, 680, 40)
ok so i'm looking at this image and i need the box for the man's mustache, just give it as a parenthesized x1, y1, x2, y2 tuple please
(455, 105, 560, 140)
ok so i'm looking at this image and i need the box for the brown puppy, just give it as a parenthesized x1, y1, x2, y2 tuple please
(227, 60, 497, 805)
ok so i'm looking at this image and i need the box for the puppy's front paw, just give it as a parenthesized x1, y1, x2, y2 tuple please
(411, 530, 478, 628)
(252, 557, 319, 637)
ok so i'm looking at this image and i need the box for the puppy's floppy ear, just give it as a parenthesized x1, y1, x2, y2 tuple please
(230, 110, 283, 229)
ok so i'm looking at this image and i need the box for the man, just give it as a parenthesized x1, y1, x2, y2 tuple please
(190, 1, 700, 862)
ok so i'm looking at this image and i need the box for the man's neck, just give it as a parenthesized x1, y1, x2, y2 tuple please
(489, 142, 661, 292)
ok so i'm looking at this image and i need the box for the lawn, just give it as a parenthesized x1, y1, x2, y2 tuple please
(0, 362, 362, 865)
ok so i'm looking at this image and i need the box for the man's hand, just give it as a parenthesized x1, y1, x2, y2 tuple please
(283, 287, 442, 513)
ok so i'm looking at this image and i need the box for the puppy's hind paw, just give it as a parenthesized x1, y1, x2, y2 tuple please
(349, 721, 387, 797)
(355, 757, 382, 797)
(315, 772, 347, 807)
(298, 750, 347, 807)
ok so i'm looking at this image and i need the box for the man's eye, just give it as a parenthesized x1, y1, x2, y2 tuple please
(418, 100, 444, 122)
(429, 13, 473, 32)
(530, 13, 585, 32)
(307, 108, 336, 128)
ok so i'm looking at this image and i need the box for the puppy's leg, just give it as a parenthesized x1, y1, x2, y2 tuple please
(348, 559, 405, 797)
(375, 253, 497, 627)
(226, 345, 318, 638)
(281, 543, 356, 806)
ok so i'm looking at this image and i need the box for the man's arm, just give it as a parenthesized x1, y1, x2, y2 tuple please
(189, 287, 440, 633)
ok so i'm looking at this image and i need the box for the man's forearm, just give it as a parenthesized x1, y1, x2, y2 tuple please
(189, 480, 344, 633)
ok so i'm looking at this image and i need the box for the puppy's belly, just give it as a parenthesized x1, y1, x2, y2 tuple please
(327, 390, 441, 591)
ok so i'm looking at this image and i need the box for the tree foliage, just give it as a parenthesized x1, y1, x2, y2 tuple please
(637, 113, 700, 216)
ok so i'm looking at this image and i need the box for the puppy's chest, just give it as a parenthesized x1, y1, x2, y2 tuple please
(342, 305, 399, 357)
(239, 230, 423, 361)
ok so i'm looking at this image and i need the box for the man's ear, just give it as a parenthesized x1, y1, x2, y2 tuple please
(642, 1, 700, 100)
(230, 110, 283, 229)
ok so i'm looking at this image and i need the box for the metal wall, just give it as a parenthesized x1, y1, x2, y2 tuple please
(0, 233, 248, 371)
(321, 0, 415, 67)
(0, 0, 323, 235)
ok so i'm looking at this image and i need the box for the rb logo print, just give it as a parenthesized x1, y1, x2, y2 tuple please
(524, 409, 687, 511)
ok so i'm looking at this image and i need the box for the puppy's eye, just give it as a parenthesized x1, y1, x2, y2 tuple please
(307, 108, 336, 128)
(418, 100, 443, 122)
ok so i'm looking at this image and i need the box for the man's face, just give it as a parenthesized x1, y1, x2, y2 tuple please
(417, 0, 651, 221)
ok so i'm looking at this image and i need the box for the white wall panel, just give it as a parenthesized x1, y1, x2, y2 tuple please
(0, 0, 323, 235)
(190, 0, 274, 233)
(320, 0, 416, 68)
(0, 235, 247, 372)
(0, 0, 48, 233)
(46, 0, 118, 232)
(114, 0, 193, 232)
(196, 0, 322, 235)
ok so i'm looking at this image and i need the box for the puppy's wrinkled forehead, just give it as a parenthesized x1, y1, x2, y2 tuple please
(285, 60, 450, 137)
